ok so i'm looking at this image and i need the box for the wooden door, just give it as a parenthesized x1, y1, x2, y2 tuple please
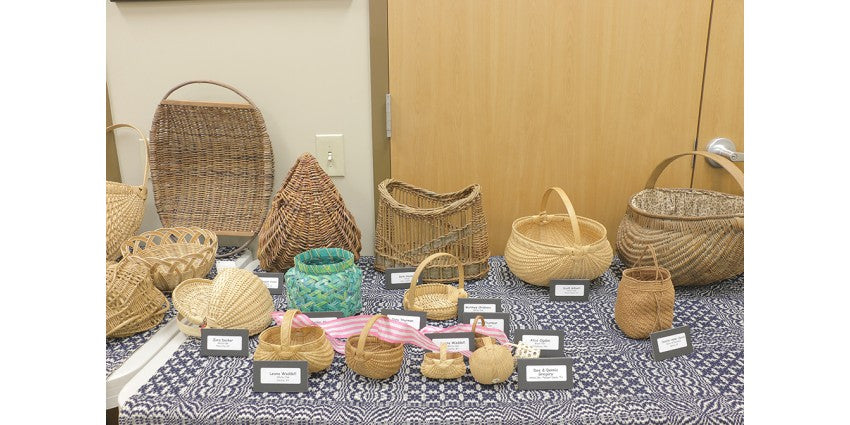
(388, 0, 715, 254)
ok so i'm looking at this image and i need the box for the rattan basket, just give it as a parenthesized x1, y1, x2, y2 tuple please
(121, 227, 217, 292)
(106, 259, 169, 338)
(614, 246, 675, 339)
(420, 343, 466, 379)
(253, 309, 334, 373)
(505, 187, 613, 286)
(470, 315, 497, 349)
(149, 80, 274, 258)
(106, 124, 149, 261)
(375, 179, 490, 282)
(403, 253, 468, 320)
(617, 152, 744, 286)
(345, 315, 404, 379)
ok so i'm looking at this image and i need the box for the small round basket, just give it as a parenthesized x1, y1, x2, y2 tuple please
(106, 259, 169, 338)
(254, 309, 334, 373)
(284, 248, 363, 317)
(469, 338, 515, 385)
(614, 245, 675, 339)
(402, 253, 468, 320)
(345, 315, 404, 379)
(420, 343, 466, 380)
(470, 315, 497, 349)
(121, 227, 217, 292)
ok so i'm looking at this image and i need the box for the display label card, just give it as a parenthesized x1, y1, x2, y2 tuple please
(425, 332, 475, 352)
(200, 328, 249, 357)
(549, 279, 591, 301)
(381, 309, 428, 330)
(384, 267, 422, 289)
(518, 357, 574, 390)
(303, 311, 343, 324)
(458, 312, 511, 336)
(650, 325, 693, 361)
(216, 259, 237, 270)
(458, 298, 502, 313)
(252, 361, 309, 393)
(254, 272, 285, 295)
(515, 329, 565, 357)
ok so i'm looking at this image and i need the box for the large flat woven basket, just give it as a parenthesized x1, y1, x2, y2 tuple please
(616, 151, 744, 286)
(149, 80, 274, 257)
(106, 124, 149, 260)
(375, 179, 490, 282)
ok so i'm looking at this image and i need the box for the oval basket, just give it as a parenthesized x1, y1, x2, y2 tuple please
(284, 248, 363, 317)
(403, 253, 468, 320)
(420, 343, 466, 380)
(121, 227, 217, 292)
(614, 246, 675, 339)
(345, 315, 404, 379)
(106, 259, 169, 338)
(254, 309, 334, 373)
(505, 187, 613, 286)
(106, 124, 149, 260)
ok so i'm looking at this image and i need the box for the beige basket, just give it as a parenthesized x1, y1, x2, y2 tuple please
(345, 315, 404, 379)
(106, 259, 169, 338)
(617, 152, 744, 286)
(505, 187, 613, 286)
(469, 338, 514, 385)
(614, 246, 675, 339)
(106, 124, 149, 261)
(254, 309, 334, 373)
(470, 315, 497, 349)
(420, 343, 466, 379)
(121, 227, 217, 292)
(403, 253, 468, 320)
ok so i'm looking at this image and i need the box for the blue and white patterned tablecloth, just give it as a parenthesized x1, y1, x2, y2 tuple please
(120, 256, 743, 424)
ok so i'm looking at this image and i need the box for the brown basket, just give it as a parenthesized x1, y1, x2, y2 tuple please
(470, 315, 496, 349)
(106, 259, 169, 338)
(617, 151, 744, 286)
(106, 124, 149, 261)
(258, 154, 362, 271)
(403, 253, 468, 320)
(345, 315, 404, 379)
(420, 343, 466, 379)
(505, 187, 613, 286)
(149, 80, 274, 257)
(253, 309, 334, 373)
(614, 246, 675, 339)
(375, 179, 490, 282)
(121, 227, 217, 292)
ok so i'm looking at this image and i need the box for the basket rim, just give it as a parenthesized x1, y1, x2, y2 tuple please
(627, 188, 744, 221)
(121, 227, 217, 262)
(345, 335, 404, 353)
(293, 248, 355, 274)
(172, 278, 212, 324)
(378, 179, 482, 216)
(257, 324, 327, 349)
(621, 266, 672, 284)
(510, 213, 609, 248)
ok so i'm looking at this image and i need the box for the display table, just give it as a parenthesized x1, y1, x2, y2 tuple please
(118, 257, 743, 424)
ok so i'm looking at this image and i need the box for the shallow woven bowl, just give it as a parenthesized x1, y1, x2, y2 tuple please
(121, 227, 217, 292)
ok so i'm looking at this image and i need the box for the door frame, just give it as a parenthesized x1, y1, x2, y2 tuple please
(369, 0, 391, 216)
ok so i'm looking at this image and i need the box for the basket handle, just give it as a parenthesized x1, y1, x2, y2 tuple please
(633, 245, 662, 281)
(645, 151, 744, 192)
(160, 80, 259, 109)
(409, 253, 465, 292)
(538, 187, 582, 245)
(279, 309, 301, 347)
(470, 315, 486, 333)
(438, 342, 449, 360)
(106, 123, 150, 188)
(356, 314, 387, 352)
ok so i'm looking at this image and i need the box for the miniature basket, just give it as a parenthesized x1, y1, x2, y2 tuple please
(505, 187, 613, 286)
(106, 259, 169, 338)
(470, 315, 497, 349)
(172, 268, 274, 337)
(345, 315, 404, 379)
(258, 154, 362, 271)
(403, 253, 468, 320)
(420, 343, 466, 379)
(149, 80, 274, 258)
(614, 245, 675, 339)
(284, 248, 363, 317)
(254, 309, 334, 373)
(106, 124, 149, 261)
(121, 227, 217, 292)
(617, 151, 744, 286)
(375, 179, 490, 282)
(469, 338, 515, 385)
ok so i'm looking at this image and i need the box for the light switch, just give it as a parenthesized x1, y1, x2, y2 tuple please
(315, 134, 345, 176)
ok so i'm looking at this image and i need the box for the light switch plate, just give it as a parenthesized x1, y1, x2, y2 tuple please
(315, 134, 345, 176)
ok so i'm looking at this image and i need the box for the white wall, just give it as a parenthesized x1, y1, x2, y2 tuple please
(106, 0, 375, 254)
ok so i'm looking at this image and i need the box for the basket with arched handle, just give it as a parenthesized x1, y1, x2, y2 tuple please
(345, 314, 404, 379)
(403, 253, 468, 320)
(420, 342, 466, 379)
(106, 124, 149, 260)
(253, 309, 334, 373)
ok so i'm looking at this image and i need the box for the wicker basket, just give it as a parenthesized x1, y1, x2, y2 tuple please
(258, 154, 362, 271)
(121, 227, 217, 292)
(617, 152, 744, 286)
(253, 309, 334, 373)
(614, 246, 675, 339)
(469, 338, 514, 385)
(149, 80, 274, 258)
(106, 124, 149, 261)
(420, 343, 466, 379)
(284, 248, 363, 317)
(403, 253, 468, 320)
(505, 187, 613, 286)
(470, 315, 496, 349)
(106, 259, 169, 338)
(375, 179, 490, 282)
(345, 315, 404, 379)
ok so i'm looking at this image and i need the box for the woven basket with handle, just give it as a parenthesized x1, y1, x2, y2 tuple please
(253, 309, 334, 373)
(106, 124, 149, 261)
(345, 315, 404, 379)
(403, 253, 468, 320)
(420, 343, 466, 380)
(505, 187, 613, 286)
(121, 227, 217, 292)
(617, 152, 744, 286)
(149, 80, 274, 258)
(106, 259, 169, 338)
(614, 245, 675, 339)
(470, 315, 497, 349)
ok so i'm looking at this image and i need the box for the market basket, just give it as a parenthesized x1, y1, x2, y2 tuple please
(106, 123, 149, 261)
(470, 315, 496, 349)
(420, 343, 466, 379)
(284, 248, 363, 317)
(253, 309, 334, 373)
(614, 245, 675, 339)
(403, 253, 468, 320)
(149, 80, 274, 258)
(106, 259, 169, 338)
(616, 151, 744, 286)
(345, 314, 404, 379)
(121, 227, 217, 292)
(505, 187, 613, 286)
(375, 179, 490, 282)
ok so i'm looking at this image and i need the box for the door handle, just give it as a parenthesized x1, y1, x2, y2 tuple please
(705, 138, 744, 167)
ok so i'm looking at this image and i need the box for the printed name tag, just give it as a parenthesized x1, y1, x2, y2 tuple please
(458, 298, 502, 313)
(303, 311, 343, 324)
(252, 361, 309, 392)
(381, 309, 428, 330)
(458, 312, 511, 336)
(650, 325, 693, 360)
(515, 329, 565, 357)
(384, 267, 422, 289)
(255, 272, 285, 295)
(200, 329, 249, 357)
(425, 332, 475, 351)
(517, 358, 574, 390)
(549, 279, 591, 301)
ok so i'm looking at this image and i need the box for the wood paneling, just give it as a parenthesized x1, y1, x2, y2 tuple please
(370, 0, 391, 217)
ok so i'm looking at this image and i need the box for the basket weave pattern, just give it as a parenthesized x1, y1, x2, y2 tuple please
(106, 259, 169, 338)
(345, 315, 404, 379)
(420, 343, 466, 379)
(253, 309, 334, 373)
(403, 253, 468, 320)
(121, 227, 217, 292)
(106, 124, 149, 260)
(614, 246, 675, 339)
(470, 315, 496, 349)
(284, 248, 363, 317)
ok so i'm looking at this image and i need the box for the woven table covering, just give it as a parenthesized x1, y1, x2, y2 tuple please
(120, 256, 743, 425)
